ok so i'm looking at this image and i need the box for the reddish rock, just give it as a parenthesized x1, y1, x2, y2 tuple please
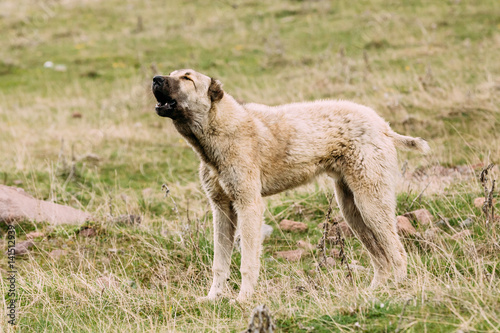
(49, 249, 68, 259)
(296, 240, 315, 250)
(404, 208, 433, 225)
(474, 197, 496, 208)
(0, 185, 91, 225)
(79, 228, 97, 237)
(26, 231, 45, 239)
(279, 219, 308, 232)
(275, 249, 304, 261)
(451, 230, 472, 240)
(72, 112, 82, 118)
(474, 197, 485, 208)
(396, 216, 416, 236)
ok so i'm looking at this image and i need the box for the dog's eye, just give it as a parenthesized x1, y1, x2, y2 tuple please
(181, 76, 191, 81)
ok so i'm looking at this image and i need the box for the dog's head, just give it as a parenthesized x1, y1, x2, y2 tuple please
(152, 69, 224, 120)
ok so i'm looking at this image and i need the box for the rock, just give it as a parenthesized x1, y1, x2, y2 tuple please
(396, 216, 416, 236)
(330, 248, 341, 258)
(474, 197, 485, 208)
(9, 240, 34, 255)
(459, 217, 474, 227)
(279, 219, 308, 232)
(451, 230, 472, 240)
(423, 227, 441, 241)
(325, 257, 337, 267)
(404, 208, 433, 225)
(72, 112, 82, 118)
(0, 185, 91, 225)
(435, 219, 447, 228)
(275, 249, 304, 261)
(81, 153, 100, 162)
(108, 214, 141, 225)
(296, 240, 315, 250)
(141, 188, 154, 197)
(324, 221, 354, 238)
(349, 264, 368, 272)
(96, 275, 119, 288)
(261, 224, 274, 240)
(79, 228, 97, 237)
(49, 249, 68, 259)
(26, 231, 45, 239)
(474, 197, 496, 208)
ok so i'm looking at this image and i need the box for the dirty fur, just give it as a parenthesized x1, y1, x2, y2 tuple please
(152, 69, 430, 302)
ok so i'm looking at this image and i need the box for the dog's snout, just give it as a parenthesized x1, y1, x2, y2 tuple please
(153, 75, 165, 85)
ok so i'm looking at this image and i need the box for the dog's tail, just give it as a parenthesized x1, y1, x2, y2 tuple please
(388, 130, 430, 154)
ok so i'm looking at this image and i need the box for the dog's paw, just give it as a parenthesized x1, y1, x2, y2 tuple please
(235, 290, 253, 304)
(196, 294, 220, 303)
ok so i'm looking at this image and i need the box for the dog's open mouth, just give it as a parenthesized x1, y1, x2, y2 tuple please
(153, 90, 177, 115)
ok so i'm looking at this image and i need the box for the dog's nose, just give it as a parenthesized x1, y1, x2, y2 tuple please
(153, 76, 164, 85)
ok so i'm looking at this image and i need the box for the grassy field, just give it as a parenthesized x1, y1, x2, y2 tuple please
(1, 0, 499, 331)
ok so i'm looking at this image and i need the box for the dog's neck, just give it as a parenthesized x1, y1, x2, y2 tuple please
(174, 93, 252, 170)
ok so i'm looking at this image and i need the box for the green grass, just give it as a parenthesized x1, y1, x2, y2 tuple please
(1, 0, 500, 331)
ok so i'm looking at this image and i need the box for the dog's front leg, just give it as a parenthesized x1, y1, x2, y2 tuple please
(199, 166, 237, 301)
(234, 194, 264, 302)
(205, 198, 236, 300)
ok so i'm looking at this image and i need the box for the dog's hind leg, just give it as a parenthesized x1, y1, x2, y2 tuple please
(333, 177, 407, 287)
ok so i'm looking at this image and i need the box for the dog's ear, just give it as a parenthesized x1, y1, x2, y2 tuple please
(208, 78, 224, 102)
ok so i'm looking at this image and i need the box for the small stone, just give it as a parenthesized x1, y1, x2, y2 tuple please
(451, 230, 472, 240)
(26, 231, 45, 239)
(54, 64, 67, 72)
(72, 112, 82, 118)
(109, 214, 141, 224)
(474, 197, 485, 207)
(279, 219, 308, 232)
(79, 228, 97, 237)
(82, 153, 100, 162)
(96, 275, 119, 288)
(423, 227, 441, 241)
(404, 209, 433, 225)
(142, 188, 154, 197)
(330, 248, 341, 258)
(275, 249, 304, 261)
(49, 249, 68, 259)
(459, 217, 474, 227)
(325, 256, 337, 266)
(474, 197, 496, 208)
(9, 240, 34, 255)
(349, 264, 368, 272)
(396, 216, 416, 235)
(327, 221, 354, 238)
(435, 219, 447, 228)
(296, 240, 315, 250)
(261, 223, 274, 240)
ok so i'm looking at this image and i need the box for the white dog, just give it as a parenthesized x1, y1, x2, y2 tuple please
(152, 69, 430, 302)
